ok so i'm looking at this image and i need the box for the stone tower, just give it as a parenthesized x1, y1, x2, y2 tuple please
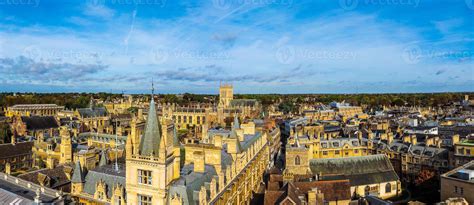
(219, 83, 233, 108)
(126, 92, 180, 205)
(59, 126, 73, 164)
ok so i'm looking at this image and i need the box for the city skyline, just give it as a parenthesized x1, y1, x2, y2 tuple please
(0, 0, 473, 93)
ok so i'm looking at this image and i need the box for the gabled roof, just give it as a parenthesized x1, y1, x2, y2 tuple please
(139, 97, 162, 156)
(83, 164, 125, 198)
(309, 154, 399, 186)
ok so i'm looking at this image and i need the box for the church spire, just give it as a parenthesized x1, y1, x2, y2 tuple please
(99, 150, 108, 166)
(138, 80, 162, 156)
(71, 161, 84, 183)
(232, 114, 240, 130)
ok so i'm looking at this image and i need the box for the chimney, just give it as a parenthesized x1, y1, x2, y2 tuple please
(193, 151, 205, 173)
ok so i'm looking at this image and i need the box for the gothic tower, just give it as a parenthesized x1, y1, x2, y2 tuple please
(126, 89, 180, 205)
(59, 126, 73, 164)
(219, 83, 233, 108)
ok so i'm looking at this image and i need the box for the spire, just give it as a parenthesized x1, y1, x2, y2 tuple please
(232, 115, 240, 130)
(173, 125, 180, 147)
(71, 161, 84, 183)
(138, 82, 162, 156)
(89, 97, 94, 109)
(99, 150, 108, 166)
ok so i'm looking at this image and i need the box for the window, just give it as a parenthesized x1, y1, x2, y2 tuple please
(458, 148, 464, 155)
(178, 116, 181, 123)
(385, 183, 391, 193)
(189, 116, 193, 123)
(138, 170, 152, 185)
(467, 149, 471, 155)
(295, 156, 301, 165)
(138, 194, 152, 205)
(354, 150, 359, 154)
(460, 187, 464, 195)
(335, 150, 340, 155)
(322, 151, 328, 155)
(115, 196, 122, 205)
(454, 186, 458, 193)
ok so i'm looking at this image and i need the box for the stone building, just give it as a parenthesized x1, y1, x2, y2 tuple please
(308, 155, 401, 200)
(454, 135, 474, 167)
(0, 172, 68, 204)
(0, 139, 33, 175)
(441, 160, 474, 204)
(5, 104, 64, 117)
(264, 175, 352, 205)
(12, 115, 59, 137)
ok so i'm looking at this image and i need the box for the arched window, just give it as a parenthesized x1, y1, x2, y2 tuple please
(295, 156, 301, 165)
(385, 183, 392, 193)
(364, 186, 370, 196)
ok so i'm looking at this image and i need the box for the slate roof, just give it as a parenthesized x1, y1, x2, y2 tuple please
(0, 141, 33, 159)
(83, 163, 125, 198)
(18, 165, 72, 191)
(168, 164, 217, 205)
(309, 154, 399, 186)
(20, 116, 59, 130)
(71, 161, 84, 183)
(230, 99, 258, 107)
(139, 98, 162, 156)
(77, 107, 107, 118)
(0, 172, 66, 204)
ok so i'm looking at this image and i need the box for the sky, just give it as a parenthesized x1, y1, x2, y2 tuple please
(0, 0, 472, 94)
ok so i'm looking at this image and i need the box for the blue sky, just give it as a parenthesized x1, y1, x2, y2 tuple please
(0, 0, 472, 94)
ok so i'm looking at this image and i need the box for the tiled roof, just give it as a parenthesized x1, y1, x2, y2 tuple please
(18, 165, 72, 191)
(0, 141, 33, 159)
(168, 164, 217, 205)
(309, 154, 399, 186)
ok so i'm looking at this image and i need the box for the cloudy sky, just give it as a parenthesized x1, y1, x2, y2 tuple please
(0, 0, 472, 94)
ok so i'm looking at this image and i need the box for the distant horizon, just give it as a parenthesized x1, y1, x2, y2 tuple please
(1, 90, 473, 95)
